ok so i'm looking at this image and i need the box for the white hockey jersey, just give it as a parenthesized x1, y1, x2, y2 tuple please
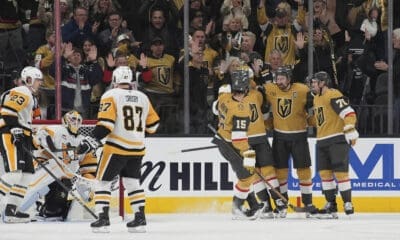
(96, 88, 160, 156)
(0, 86, 37, 132)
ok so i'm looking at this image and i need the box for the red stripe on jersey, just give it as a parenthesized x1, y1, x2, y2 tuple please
(235, 184, 249, 193)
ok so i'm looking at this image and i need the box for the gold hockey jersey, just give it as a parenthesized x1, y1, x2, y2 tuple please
(145, 54, 177, 94)
(244, 89, 268, 144)
(216, 93, 251, 152)
(313, 89, 357, 142)
(264, 82, 311, 137)
(96, 88, 160, 156)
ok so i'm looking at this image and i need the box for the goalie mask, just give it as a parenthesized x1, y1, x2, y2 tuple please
(62, 110, 82, 134)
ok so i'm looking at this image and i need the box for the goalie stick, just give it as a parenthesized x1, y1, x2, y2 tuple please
(20, 144, 98, 219)
(207, 124, 306, 213)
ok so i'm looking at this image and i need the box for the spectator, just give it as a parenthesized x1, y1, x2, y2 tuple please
(256, 0, 302, 66)
(61, 6, 100, 47)
(142, 37, 180, 134)
(50, 43, 102, 119)
(220, 0, 251, 18)
(34, 29, 56, 119)
(90, 0, 116, 33)
(142, 7, 180, 58)
(97, 12, 133, 56)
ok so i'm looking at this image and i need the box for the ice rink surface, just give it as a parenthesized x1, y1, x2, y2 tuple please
(1, 213, 400, 240)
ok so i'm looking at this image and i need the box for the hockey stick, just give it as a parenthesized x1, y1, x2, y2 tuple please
(207, 124, 305, 213)
(52, 147, 77, 153)
(20, 145, 98, 219)
(181, 145, 218, 153)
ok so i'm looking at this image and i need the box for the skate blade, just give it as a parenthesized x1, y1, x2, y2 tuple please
(92, 226, 110, 233)
(316, 213, 338, 219)
(3, 216, 30, 224)
(260, 212, 275, 219)
(128, 226, 146, 233)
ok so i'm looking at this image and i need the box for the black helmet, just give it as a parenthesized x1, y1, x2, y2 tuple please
(275, 66, 292, 80)
(231, 70, 249, 92)
(313, 71, 331, 87)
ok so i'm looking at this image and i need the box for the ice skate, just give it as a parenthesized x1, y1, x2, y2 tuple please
(273, 199, 287, 218)
(259, 201, 274, 219)
(91, 207, 110, 233)
(3, 204, 30, 223)
(305, 204, 319, 218)
(317, 202, 338, 219)
(127, 206, 146, 233)
(344, 202, 354, 215)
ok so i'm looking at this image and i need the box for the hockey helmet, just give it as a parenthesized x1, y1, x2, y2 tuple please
(313, 71, 331, 87)
(20, 66, 43, 86)
(275, 66, 292, 81)
(112, 66, 133, 85)
(62, 110, 82, 134)
(231, 70, 249, 92)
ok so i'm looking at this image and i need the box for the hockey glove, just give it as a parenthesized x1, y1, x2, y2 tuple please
(344, 125, 359, 146)
(10, 128, 24, 144)
(80, 136, 101, 153)
(243, 149, 256, 174)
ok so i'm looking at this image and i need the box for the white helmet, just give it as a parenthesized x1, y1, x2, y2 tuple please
(62, 110, 82, 134)
(20, 66, 43, 86)
(112, 66, 133, 85)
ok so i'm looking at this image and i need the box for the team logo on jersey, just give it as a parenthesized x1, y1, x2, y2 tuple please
(277, 98, 292, 118)
(158, 67, 171, 85)
(274, 35, 289, 53)
(316, 106, 325, 126)
(249, 104, 259, 122)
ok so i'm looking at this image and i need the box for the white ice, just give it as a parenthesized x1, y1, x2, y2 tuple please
(1, 213, 399, 240)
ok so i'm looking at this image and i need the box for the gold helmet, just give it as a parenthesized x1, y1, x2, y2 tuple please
(62, 110, 82, 134)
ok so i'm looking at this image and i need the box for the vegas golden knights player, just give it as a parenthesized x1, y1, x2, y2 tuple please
(0, 66, 43, 223)
(87, 66, 160, 233)
(262, 67, 317, 217)
(212, 70, 263, 220)
(309, 71, 358, 219)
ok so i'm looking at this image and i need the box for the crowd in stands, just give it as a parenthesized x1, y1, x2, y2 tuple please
(0, 0, 400, 135)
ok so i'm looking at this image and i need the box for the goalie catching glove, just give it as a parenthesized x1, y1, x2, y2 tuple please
(243, 149, 256, 174)
(343, 125, 359, 146)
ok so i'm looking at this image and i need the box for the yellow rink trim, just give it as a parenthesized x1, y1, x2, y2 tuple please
(115, 196, 400, 214)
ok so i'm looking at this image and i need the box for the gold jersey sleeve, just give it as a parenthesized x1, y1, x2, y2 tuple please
(264, 82, 309, 134)
(313, 89, 357, 140)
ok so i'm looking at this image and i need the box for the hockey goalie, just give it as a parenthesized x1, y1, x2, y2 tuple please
(18, 110, 98, 221)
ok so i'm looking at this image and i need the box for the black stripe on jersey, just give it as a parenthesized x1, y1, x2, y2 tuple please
(10, 192, 24, 198)
(127, 189, 144, 196)
(0, 190, 6, 196)
(146, 120, 160, 128)
(131, 200, 145, 205)
(98, 118, 115, 124)
(80, 163, 97, 168)
(95, 201, 110, 205)
(94, 191, 111, 195)
(0, 180, 12, 188)
(14, 184, 28, 190)
(106, 141, 145, 152)
(1, 105, 18, 114)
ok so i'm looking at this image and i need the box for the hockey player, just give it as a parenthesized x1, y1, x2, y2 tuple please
(0, 66, 43, 223)
(86, 66, 159, 233)
(18, 110, 97, 221)
(212, 70, 264, 220)
(261, 66, 318, 217)
(309, 71, 358, 218)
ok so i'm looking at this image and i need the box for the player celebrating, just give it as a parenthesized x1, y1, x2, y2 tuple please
(0, 66, 43, 223)
(309, 71, 358, 218)
(87, 66, 159, 233)
(261, 66, 318, 217)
